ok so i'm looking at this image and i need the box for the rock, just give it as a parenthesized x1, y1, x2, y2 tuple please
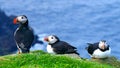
(64, 53, 81, 59)
(91, 56, 120, 68)
(0, 9, 17, 55)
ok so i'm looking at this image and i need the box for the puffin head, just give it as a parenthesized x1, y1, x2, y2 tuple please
(99, 40, 108, 50)
(44, 35, 60, 44)
(13, 15, 28, 24)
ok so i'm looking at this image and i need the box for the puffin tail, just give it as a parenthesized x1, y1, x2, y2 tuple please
(75, 51, 80, 55)
(21, 49, 30, 53)
(85, 43, 92, 50)
(85, 47, 88, 50)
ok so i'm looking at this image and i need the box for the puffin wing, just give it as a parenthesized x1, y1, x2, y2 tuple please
(53, 41, 78, 54)
(86, 42, 99, 55)
(14, 28, 34, 50)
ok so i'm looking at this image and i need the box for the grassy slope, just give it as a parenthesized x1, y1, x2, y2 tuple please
(0, 50, 114, 68)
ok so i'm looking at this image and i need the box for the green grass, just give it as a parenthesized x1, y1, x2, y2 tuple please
(91, 56, 120, 68)
(0, 50, 114, 68)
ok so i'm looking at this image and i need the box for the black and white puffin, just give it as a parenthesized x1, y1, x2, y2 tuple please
(44, 35, 79, 55)
(86, 40, 111, 59)
(13, 15, 34, 53)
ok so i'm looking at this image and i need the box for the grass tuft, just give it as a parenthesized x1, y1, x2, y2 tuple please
(0, 50, 115, 68)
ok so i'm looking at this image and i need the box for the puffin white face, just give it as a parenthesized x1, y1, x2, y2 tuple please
(99, 40, 107, 50)
(44, 35, 58, 44)
(13, 15, 28, 24)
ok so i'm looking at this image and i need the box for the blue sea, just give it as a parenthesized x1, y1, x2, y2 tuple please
(0, 0, 120, 59)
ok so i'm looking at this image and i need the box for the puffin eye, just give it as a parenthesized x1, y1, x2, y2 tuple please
(51, 37, 54, 39)
(21, 17, 24, 19)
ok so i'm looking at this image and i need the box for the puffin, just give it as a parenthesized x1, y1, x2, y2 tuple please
(44, 35, 79, 55)
(86, 40, 111, 59)
(13, 15, 34, 54)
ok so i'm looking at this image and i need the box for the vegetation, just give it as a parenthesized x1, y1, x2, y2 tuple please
(0, 50, 115, 68)
(91, 56, 120, 68)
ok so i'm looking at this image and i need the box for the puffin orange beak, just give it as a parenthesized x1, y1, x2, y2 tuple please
(13, 18, 18, 24)
(44, 37, 49, 42)
(101, 45, 105, 50)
